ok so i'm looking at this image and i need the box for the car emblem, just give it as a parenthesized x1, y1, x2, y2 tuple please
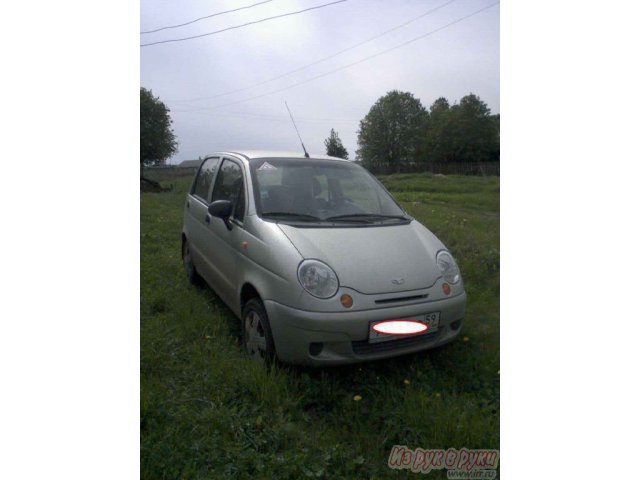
(391, 278, 405, 285)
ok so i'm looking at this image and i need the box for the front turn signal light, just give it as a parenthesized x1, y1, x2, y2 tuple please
(340, 294, 353, 308)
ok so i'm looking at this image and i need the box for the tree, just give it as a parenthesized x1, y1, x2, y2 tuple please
(490, 114, 500, 162)
(324, 128, 349, 159)
(429, 97, 450, 118)
(140, 87, 177, 176)
(450, 94, 498, 163)
(423, 97, 455, 164)
(424, 93, 499, 165)
(356, 90, 427, 173)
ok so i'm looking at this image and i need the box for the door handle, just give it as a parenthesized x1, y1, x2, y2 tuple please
(205, 215, 211, 224)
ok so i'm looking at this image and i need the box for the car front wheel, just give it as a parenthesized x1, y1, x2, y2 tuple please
(242, 298, 276, 365)
(182, 238, 202, 286)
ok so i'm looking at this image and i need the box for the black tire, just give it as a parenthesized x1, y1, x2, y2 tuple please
(182, 238, 202, 286)
(241, 298, 276, 365)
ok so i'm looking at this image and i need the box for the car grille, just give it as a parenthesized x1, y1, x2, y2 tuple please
(351, 330, 440, 356)
(374, 294, 429, 305)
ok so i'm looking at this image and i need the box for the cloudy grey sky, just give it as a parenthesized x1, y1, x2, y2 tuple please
(140, 0, 499, 163)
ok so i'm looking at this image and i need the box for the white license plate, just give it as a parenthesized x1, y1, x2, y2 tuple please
(368, 312, 440, 343)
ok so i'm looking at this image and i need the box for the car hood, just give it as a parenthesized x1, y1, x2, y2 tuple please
(278, 221, 445, 294)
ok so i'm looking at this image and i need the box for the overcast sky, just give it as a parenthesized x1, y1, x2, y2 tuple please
(140, 0, 499, 163)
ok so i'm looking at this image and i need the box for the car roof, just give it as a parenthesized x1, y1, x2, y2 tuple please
(205, 150, 352, 162)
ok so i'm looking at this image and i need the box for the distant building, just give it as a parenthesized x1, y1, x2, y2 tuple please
(177, 159, 202, 169)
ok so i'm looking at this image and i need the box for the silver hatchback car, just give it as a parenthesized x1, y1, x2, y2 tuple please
(182, 151, 466, 366)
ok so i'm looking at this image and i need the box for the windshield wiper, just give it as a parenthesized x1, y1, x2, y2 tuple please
(262, 212, 322, 222)
(324, 213, 410, 223)
(262, 212, 410, 224)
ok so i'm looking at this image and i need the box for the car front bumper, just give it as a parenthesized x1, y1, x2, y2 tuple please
(264, 292, 466, 366)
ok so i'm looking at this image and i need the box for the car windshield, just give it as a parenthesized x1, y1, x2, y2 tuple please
(249, 158, 409, 225)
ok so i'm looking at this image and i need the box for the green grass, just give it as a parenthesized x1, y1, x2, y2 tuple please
(141, 170, 500, 479)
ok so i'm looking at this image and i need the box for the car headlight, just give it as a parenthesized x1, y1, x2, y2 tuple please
(297, 259, 339, 298)
(436, 250, 461, 284)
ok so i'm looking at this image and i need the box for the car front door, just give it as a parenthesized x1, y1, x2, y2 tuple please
(204, 157, 249, 307)
(184, 156, 220, 284)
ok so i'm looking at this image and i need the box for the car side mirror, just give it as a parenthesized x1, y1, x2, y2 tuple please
(208, 200, 233, 229)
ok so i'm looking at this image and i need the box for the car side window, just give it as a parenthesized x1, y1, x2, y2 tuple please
(211, 159, 245, 222)
(192, 157, 219, 201)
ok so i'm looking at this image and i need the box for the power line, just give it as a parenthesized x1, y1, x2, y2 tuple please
(172, 0, 457, 104)
(177, 2, 500, 112)
(172, 110, 358, 124)
(140, 0, 347, 47)
(141, 0, 275, 34)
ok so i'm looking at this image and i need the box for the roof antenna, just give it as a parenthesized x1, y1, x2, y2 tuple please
(285, 101, 310, 158)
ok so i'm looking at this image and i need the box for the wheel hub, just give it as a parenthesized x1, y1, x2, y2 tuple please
(245, 311, 267, 363)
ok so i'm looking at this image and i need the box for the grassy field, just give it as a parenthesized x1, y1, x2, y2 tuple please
(140, 170, 500, 479)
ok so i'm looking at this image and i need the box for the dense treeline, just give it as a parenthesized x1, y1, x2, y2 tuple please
(355, 91, 499, 174)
